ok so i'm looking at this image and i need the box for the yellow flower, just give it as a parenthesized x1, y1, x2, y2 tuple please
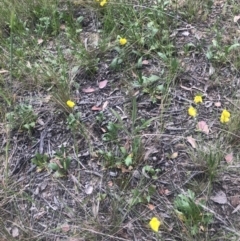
(194, 95, 202, 104)
(100, 0, 107, 6)
(119, 37, 127, 46)
(188, 106, 197, 117)
(149, 217, 161, 232)
(66, 100, 75, 108)
(220, 109, 230, 123)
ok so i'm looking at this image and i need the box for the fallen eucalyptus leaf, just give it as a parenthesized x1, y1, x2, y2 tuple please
(225, 153, 233, 163)
(12, 227, 19, 238)
(82, 87, 95, 93)
(187, 136, 197, 149)
(98, 80, 108, 89)
(210, 191, 227, 204)
(170, 152, 178, 159)
(234, 15, 240, 23)
(85, 185, 93, 195)
(196, 121, 209, 135)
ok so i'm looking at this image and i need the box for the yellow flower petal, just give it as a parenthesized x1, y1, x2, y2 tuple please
(100, 0, 107, 6)
(222, 109, 230, 118)
(194, 95, 202, 104)
(66, 100, 75, 108)
(220, 109, 230, 123)
(188, 106, 197, 117)
(119, 37, 127, 45)
(149, 217, 161, 232)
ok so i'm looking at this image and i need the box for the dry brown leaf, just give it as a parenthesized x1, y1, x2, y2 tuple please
(142, 60, 149, 65)
(186, 136, 197, 149)
(43, 95, 51, 103)
(0, 69, 9, 74)
(37, 38, 44, 45)
(234, 15, 240, 23)
(37, 118, 45, 126)
(159, 187, 170, 195)
(199, 225, 205, 231)
(230, 196, 240, 207)
(214, 102, 221, 107)
(102, 101, 109, 110)
(82, 87, 95, 93)
(61, 223, 70, 232)
(210, 191, 227, 204)
(196, 121, 209, 135)
(120, 165, 131, 173)
(60, 24, 66, 30)
(208, 65, 215, 76)
(181, 31, 190, 36)
(85, 185, 93, 195)
(164, 189, 170, 195)
(12, 227, 19, 238)
(147, 204, 155, 210)
(26, 61, 32, 68)
(170, 152, 178, 159)
(100, 127, 106, 133)
(225, 153, 233, 163)
(98, 80, 108, 89)
(91, 106, 102, 111)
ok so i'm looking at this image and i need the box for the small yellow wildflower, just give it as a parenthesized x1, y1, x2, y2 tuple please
(100, 0, 107, 6)
(119, 37, 127, 46)
(220, 109, 230, 123)
(149, 217, 161, 232)
(188, 106, 197, 117)
(66, 100, 75, 108)
(194, 95, 203, 104)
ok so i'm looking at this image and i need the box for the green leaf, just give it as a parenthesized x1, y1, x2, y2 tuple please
(156, 84, 164, 92)
(110, 57, 118, 68)
(146, 75, 160, 82)
(228, 43, 240, 52)
(48, 163, 58, 171)
(29, 122, 35, 128)
(206, 50, 212, 59)
(157, 52, 168, 62)
(124, 154, 132, 166)
(63, 158, 70, 170)
(120, 147, 127, 154)
(136, 56, 143, 68)
(54, 170, 65, 178)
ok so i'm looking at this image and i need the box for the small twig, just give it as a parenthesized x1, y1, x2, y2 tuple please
(175, 27, 195, 31)
(84, 170, 103, 178)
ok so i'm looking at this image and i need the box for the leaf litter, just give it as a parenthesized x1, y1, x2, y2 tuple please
(196, 121, 209, 134)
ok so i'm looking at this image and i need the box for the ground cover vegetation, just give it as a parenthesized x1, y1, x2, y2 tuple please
(0, 0, 240, 240)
